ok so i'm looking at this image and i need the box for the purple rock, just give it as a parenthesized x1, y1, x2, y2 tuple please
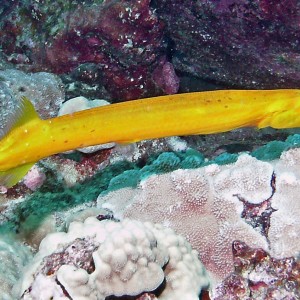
(155, 0, 300, 88)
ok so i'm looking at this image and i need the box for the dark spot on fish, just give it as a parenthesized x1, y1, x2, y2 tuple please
(64, 140, 68, 143)
(224, 105, 228, 108)
(90, 129, 95, 133)
(217, 99, 221, 102)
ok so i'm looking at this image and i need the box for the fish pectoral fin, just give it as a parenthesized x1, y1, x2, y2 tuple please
(0, 162, 35, 188)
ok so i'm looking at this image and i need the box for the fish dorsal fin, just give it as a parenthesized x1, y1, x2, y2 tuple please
(1, 96, 40, 138)
(0, 162, 34, 188)
(14, 96, 40, 129)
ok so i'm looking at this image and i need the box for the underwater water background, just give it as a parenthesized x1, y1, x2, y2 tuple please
(0, 1, 300, 299)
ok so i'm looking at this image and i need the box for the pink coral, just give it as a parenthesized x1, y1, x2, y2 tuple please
(97, 148, 300, 296)
(97, 154, 272, 288)
(23, 165, 46, 191)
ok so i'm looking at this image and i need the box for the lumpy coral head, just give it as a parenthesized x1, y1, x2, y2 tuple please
(18, 217, 209, 300)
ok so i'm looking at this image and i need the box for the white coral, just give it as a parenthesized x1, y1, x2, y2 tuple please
(0, 235, 32, 300)
(18, 218, 209, 300)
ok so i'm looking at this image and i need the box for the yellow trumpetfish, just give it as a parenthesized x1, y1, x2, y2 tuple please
(1, 89, 300, 188)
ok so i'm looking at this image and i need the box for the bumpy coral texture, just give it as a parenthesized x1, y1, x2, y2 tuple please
(18, 218, 209, 300)
(0, 235, 32, 300)
(0, 69, 64, 118)
(97, 148, 300, 295)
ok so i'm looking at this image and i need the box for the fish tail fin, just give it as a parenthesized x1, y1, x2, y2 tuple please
(0, 96, 40, 188)
(0, 162, 35, 188)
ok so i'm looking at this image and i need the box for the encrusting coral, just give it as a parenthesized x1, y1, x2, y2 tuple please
(97, 147, 300, 295)
(18, 217, 209, 300)
(2, 142, 300, 299)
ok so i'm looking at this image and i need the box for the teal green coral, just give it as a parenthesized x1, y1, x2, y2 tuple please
(252, 134, 300, 160)
(251, 141, 288, 160)
(2, 134, 300, 235)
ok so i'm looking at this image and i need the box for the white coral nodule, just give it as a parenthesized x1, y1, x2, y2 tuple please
(18, 217, 210, 300)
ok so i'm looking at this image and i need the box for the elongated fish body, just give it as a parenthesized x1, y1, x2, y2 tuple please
(1, 89, 300, 187)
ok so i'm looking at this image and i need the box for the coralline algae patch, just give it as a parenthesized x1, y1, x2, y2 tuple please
(2, 0, 300, 96)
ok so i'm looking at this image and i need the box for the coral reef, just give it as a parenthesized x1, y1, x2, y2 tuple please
(43, 0, 167, 100)
(0, 1, 300, 298)
(0, 0, 177, 101)
(214, 240, 300, 299)
(0, 136, 300, 298)
(18, 217, 209, 299)
(97, 147, 300, 295)
(2, 0, 300, 96)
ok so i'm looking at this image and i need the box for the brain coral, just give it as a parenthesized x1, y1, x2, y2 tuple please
(18, 217, 209, 300)
(97, 148, 300, 294)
